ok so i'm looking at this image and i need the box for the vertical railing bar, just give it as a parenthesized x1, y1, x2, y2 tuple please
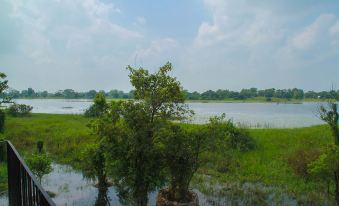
(3, 140, 56, 206)
(29, 173, 32, 206)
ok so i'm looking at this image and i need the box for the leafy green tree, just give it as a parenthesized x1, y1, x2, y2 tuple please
(319, 103, 339, 146)
(84, 92, 108, 117)
(26, 154, 52, 183)
(0, 73, 10, 133)
(81, 143, 110, 188)
(308, 145, 339, 206)
(27, 88, 35, 98)
(97, 62, 192, 206)
(63, 89, 77, 99)
(86, 90, 97, 99)
(26, 141, 52, 183)
(156, 123, 207, 202)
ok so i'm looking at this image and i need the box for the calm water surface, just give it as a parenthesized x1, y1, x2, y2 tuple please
(0, 164, 300, 206)
(12, 99, 328, 128)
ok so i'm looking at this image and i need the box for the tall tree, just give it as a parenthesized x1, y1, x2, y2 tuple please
(98, 62, 192, 206)
(0, 73, 10, 133)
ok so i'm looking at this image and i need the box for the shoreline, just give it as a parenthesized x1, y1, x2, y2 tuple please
(10, 97, 337, 104)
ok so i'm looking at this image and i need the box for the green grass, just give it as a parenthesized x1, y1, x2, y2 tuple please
(3, 113, 95, 165)
(0, 113, 334, 203)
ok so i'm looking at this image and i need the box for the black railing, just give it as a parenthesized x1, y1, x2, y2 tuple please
(1, 140, 55, 206)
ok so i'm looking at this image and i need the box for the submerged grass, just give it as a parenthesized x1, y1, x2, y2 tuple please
(0, 113, 333, 204)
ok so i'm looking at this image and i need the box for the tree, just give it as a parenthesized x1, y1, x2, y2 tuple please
(156, 123, 207, 203)
(26, 141, 52, 183)
(97, 62, 192, 206)
(308, 145, 339, 206)
(0, 73, 10, 133)
(27, 88, 35, 98)
(81, 143, 110, 188)
(310, 102, 339, 205)
(86, 90, 97, 99)
(26, 154, 52, 184)
(63, 89, 77, 99)
(84, 92, 108, 117)
(319, 103, 339, 146)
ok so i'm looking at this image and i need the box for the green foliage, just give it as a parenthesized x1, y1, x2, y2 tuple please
(0, 72, 10, 133)
(308, 145, 339, 205)
(319, 103, 339, 146)
(287, 147, 321, 179)
(94, 63, 192, 205)
(8, 103, 33, 117)
(81, 143, 109, 188)
(156, 123, 207, 202)
(308, 145, 339, 182)
(26, 153, 53, 183)
(207, 114, 256, 151)
(84, 92, 108, 117)
(0, 113, 334, 203)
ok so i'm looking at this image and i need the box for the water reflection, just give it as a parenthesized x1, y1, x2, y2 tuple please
(95, 187, 110, 206)
(0, 163, 321, 205)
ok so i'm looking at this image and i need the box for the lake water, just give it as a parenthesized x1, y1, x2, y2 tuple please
(10, 99, 329, 128)
(0, 163, 301, 206)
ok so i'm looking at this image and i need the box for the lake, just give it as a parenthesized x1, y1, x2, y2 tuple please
(10, 99, 329, 128)
(0, 163, 299, 206)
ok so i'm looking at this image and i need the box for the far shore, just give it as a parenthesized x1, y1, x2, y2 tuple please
(10, 97, 337, 104)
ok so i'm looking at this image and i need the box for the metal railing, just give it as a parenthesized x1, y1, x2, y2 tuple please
(1, 140, 55, 206)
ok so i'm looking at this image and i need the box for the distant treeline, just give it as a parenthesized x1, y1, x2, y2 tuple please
(185, 88, 339, 101)
(2, 87, 339, 101)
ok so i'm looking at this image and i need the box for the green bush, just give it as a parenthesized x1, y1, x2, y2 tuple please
(8, 103, 33, 117)
(26, 153, 52, 183)
(207, 114, 256, 152)
(228, 128, 256, 151)
(84, 92, 107, 117)
(287, 147, 320, 179)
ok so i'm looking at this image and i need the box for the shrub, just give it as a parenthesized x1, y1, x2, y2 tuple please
(287, 147, 321, 179)
(8, 103, 33, 117)
(207, 114, 256, 152)
(26, 153, 52, 183)
(84, 92, 107, 117)
(228, 128, 256, 151)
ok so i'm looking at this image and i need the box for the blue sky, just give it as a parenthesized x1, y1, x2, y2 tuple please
(1, 0, 339, 92)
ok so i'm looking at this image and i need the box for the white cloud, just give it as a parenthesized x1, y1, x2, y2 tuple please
(330, 20, 339, 35)
(136, 16, 146, 25)
(290, 14, 336, 50)
(131, 38, 178, 69)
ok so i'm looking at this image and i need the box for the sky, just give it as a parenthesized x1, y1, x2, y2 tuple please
(1, 0, 339, 92)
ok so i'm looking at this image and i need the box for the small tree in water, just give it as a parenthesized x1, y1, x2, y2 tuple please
(81, 143, 110, 188)
(156, 123, 206, 204)
(95, 62, 192, 206)
(26, 141, 52, 184)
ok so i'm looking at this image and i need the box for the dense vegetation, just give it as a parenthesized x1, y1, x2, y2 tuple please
(3, 87, 339, 101)
(0, 113, 335, 205)
(0, 69, 337, 205)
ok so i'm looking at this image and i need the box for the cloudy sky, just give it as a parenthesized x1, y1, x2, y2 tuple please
(1, 0, 339, 92)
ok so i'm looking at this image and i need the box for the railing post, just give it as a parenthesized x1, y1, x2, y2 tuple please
(5, 140, 56, 206)
(7, 141, 22, 205)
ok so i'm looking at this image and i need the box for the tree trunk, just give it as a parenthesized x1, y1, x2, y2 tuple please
(136, 190, 148, 206)
(335, 172, 339, 206)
